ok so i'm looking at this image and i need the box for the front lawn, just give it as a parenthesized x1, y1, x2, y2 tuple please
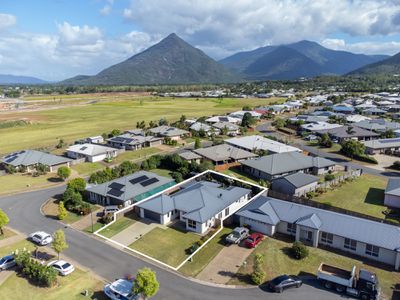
(307, 141, 342, 153)
(221, 167, 260, 185)
(129, 225, 201, 267)
(84, 222, 104, 234)
(229, 236, 400, 299)
(179, 227, 231, 277)
(313, 174, 388, 219)
(71, 162, 104, 175)
(98, 215, 137, 238)
(0, 228, 16, 241)
(111, 148, 162, 164)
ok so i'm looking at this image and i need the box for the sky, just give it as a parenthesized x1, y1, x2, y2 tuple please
(1, 0, 400, 81)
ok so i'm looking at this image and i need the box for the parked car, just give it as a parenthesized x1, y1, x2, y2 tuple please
(268, 275, 303, 293)
(225, 227, 249, 244)
(103, 205, 119, 216)
(0, 255, 16, 270)
(244, 233, 264, 248)
(104, 279, 137, 300)
(47, 260, 75, 276)
(305, 134, 318, 141)
(29, 231, 53, 246)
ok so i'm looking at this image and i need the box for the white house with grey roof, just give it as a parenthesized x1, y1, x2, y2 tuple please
(241, 152, 335, 181)
(66, 143, 118, 162)
(136, 181, 252, 234)
(205, 115, 241, 124)
(363, 138, 400, 155)
(384, 178, 400, 208)
(1, 150, 71, 172)
(107, 133, 162, 150)
(86, 171, 175, 207)
(149, 125, 189, 140)
(271, 173, 319, 196)
(178, 151, 201, 164)
(225, 135, 301, 154)
(236, 196, 400, 269)
(189, 122, 217, 136)
(193, 144, 257, 166)
(212, 122, 240, 136)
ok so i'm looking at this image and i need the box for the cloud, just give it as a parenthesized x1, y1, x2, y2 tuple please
(100, 0, 114, 16)
(322, 38, 400, 55)
(0, 13, 16, 30)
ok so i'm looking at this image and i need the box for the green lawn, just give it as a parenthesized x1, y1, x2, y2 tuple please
(179, 227, 231, 277)
(129, 225, 201, 267)
(0, 96, 282, 155)
(98, 216, 136, 238)
(0, 173, 61, 195)
(221, 167, 260, 185)
(84, 222, 104, 234)
(71, 162, 104, 175)
(307, 141, 342, 153)
(150, 168, 172, 178)
(313, 174, 388, 219)
(111, 148, 162, 164)
(0, 228, 16, 241)
(229, 236, 400, 299)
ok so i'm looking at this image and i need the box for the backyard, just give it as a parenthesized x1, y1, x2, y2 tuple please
(229, 236, 400, 299)
(313, 174, 388, 219)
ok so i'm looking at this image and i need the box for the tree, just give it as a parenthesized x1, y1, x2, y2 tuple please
(110, 129, 121, 137)
(241, 112, 256, 128)
(341, 140, 365, 158)
(52, 229, 68, 259)
(194, 138, 201, 149)
(0, 209, 9, 235)
(67, 177, 86, 193)
(242, 105, 252, 111)
(272, 118, 286, 129)
(251, 253, 266, 285)
(381, 129, 396, 139)
(56, 138, 65, 149)
(133, 268, 159, 299)
(319, 133, 333, 148)
(58, 201, 68, 220)
(57, 166, 71, 181)
(346, 126, 355, 135)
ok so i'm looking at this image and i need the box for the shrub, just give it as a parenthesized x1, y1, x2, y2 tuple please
(290, 241, 309, 260)
(58, 201, 68, 220)
(251, 253, 265, 285)
(391, 161, 400, 170)
(57, 166, 71, 181)
(100, 213, 114, 224)
(4, 164, 17, 174)
(324, 174, 335, 181)
(67, 177, 86, 193)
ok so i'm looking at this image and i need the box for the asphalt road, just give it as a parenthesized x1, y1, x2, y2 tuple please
(0, 186, 344, 300)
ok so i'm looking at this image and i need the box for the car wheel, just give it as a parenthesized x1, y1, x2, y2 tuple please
(296, 283, 302, 288)
(324, 281, 333, 289)
(335, 285, 345, 293)
(278, 288, 283, 293)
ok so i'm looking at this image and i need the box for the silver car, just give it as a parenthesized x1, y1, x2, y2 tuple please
(0, 255, 16, 270)
(29, 231, 53, 246)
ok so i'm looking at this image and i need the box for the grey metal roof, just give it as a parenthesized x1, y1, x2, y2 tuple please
(107, 133, 162, 146)
(212, 122, 239, 131)
(190, 122, 212, 132)
(86, 171, 175, 203)
(149, 126, 189, 137)
(193, 144, 257, 162)
(385, 178, 400, 197)
(241, 152, 335, 176)
(67, 143, 117, 157)
(238, 196, 400, 251)
(363, 138, 400, 150)
(296, 213, 322, 229)
(178, 151, 202, 161)
(225, 135, 301, 153)
(276, 173, 319, 188)
(138, 181, 251, 223)
(316, 126, 379, 139)
(236, 199, 280, 225)
(1, 150, 71, 167)
(355, 119, 400, 132)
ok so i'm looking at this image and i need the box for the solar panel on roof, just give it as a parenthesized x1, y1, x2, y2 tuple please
(109, 182, 125, 190)
(140, 177, 159, 187)
(129, 175, 149, 185)
(381, 138, 400, 143)
(80, 146, 88, 151)
(107, 188, 124, 197)
(5, 156, 17, 163)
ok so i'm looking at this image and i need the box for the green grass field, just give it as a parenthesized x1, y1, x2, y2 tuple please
(71, 162, 105, 175)
(0, 96, 282, 155)
(0, 173, 61, 196)
(313, 174, 388, 219)
(98, 216, 136, 238)
(111, 148, 162, 164)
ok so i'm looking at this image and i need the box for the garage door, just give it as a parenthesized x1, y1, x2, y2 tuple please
(144, 210, 160, 222)
(243, 217, 270, 235)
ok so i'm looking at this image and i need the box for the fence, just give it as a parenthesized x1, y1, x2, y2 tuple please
(317, 169, 362, 190)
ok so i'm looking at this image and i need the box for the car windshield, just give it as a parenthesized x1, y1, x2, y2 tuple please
(247, 237, 254, 242)
(272, 275, 289, 285)
(62, 263, 71, 269)
(0, 258, 6, 264)
(232, 231, 241, 237)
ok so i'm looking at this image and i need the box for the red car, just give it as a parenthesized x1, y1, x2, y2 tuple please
(244, 233, 264, 248)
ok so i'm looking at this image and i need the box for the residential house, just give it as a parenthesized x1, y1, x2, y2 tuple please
(205, 116, 241, 124)
(384, 178, 400, 208)
(86, 136, 104, 144)
(362, 107, 386, 116)
(190, 122, 217, 136)
(332, 104, 355, 114)
(212, 122, 240, 136)
(66, 143, 118, 162)
(86, 171, 175, 207)
(1, 150, 71, 172)
(107, 133, 162, 150)
(271, 173, 319, 197)
(241, 152, 335, 181)
(363, 138, 400, 155)
(236, 196, 400, 269)
(149, 126, 189, 141)
(355, 119, 400, 133)
(178, 151, 202, 164)
(346, 115, 370, 123)
(315, 126, 379, 143)
(300, 122, 343, 133)
(225, 135, 301, 154)
(193, 144, 257, 166)
(229, 110, 262, 120)
(137, 181, 252, 234)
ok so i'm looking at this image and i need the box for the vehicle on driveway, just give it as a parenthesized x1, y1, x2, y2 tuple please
(317, 263, 380, 300)
(47, 260, 75, 276)
(268, 275, 302, 293)
(29, 231, 53, 246)
(225, 227, 249, 244)
(244, 232, 264, 248)
(0, 255, 16, 270)
(103, 205, 119, 216)
(104, 279, 137, 300)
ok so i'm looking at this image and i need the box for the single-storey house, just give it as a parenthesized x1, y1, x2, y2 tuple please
(236, 196, 400, 269)
(190, 122, 217, 136)
(205, 116, 241, 124)
(300, 122, 343, 133)
(212, 122, 240, 136)
(86, 136, 104, 144)
(1, 150, 71, 172)
(355, 119, 400, 133)
(316, 126, 379, 143)
(384, 178, 400, 208)
(178, 151, 202, 164)
(362, 107, 386, 116)
(332, 104, 354, 114)
(86, 171, 175, 207)
(271, 173, 319, 196)
(225, 135, 301, 154)
(149, 126, 189, 140)
(229, 110, 262, 120)
(66, 143, 118, 162)
(107, 133, 162, 150)
(363, 138, 400, 155)
(346, 115, 370, 123)
(241, 152, 335, 181)
(193, 144, 257, 166)
(137, 181, 252, 234)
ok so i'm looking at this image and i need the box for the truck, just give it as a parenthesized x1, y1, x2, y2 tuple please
(225, 227, 249, 244)
(317, 263, 380, 300)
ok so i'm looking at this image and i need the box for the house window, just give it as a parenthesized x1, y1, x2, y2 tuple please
(321, 232, 333, 244)
(344, 238, 357, 251)
(187, 219, 196, 230)
(366, 244, 379, 257)
(287, 223, 296, 234)
(218, 212, 223, 219)
(225, 207, 230, 216)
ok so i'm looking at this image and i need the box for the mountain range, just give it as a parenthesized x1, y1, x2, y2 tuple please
(348, 52, 400, 76)
(0, 74, 48, 85)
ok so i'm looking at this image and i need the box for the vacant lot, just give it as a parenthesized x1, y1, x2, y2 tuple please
(0, 173, 61, 196)
(0, 95, 282, 155)
(313, 174, 388, 219)
(230, 236, 400, 299)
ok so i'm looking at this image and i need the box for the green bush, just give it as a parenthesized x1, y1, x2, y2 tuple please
(290, 241, 309, 260)
(251, 253, 266, 285)
(324, 174, 335, 181)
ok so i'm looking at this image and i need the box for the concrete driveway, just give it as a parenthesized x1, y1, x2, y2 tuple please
(197, 242, 253, 284)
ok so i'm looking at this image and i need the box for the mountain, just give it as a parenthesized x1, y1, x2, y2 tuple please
(220, 40, 389, 80)
(0, 74, 48, 85)
(61, 33, 240, 85)
(348, 52, 400, 76)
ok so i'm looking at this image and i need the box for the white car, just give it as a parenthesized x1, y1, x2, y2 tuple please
(104, 279, 137, 300)
(29, 231, 53, 246)
(47, 260, 75, 276)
